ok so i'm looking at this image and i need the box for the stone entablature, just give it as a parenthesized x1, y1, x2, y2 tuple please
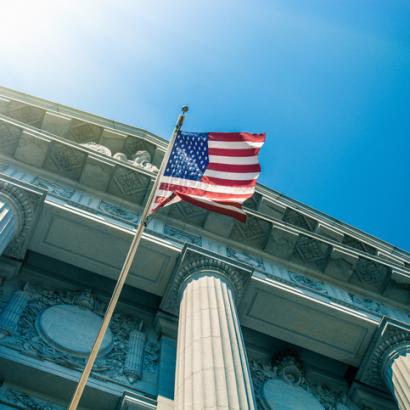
(0, 162, 409, 323)
(0, 160, 409, 313)
(0, 86, 408, 272)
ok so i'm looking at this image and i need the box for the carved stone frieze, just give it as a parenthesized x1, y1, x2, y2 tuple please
(163, 224, 202, 246)
(160, 246, 253, 316)
(264, 226, 299, 259)
(0, 286, 160, 389)
(357, 318, 410, 391)
(80, 142, 112, 156)
(168, 200, 208, 226)
(227, 247, 265, 271)
(251, 353, 359, 410)
(0, 384, 64, 410)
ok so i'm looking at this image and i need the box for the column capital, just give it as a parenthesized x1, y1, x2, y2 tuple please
(161, 245, 253, 316)
(0, 176, 45, 259)
(357, 317, 410, 391)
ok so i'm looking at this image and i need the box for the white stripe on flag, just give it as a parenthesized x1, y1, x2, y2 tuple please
(203, 169, 260, 180)
(208, 141, 264, 149)
(208, 155, 259, 165)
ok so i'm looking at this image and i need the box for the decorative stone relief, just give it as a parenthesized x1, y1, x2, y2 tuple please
(32, 176, 75, 199)
(292, 235, 332, 271)
(80, 142, 112, 157)
(108, 166, 149, 203)
(66, 119, 102, 144)
(43, 143, 87, 180)
(0, 178, 44, 259)
(264, 226, 299, 259)
(0, 123, 22, 156)
(289, 271, 328, 295)
(0, 384, 64, 410)
(283, 208, 318, 232)
(161, 248, 253, 316)
(251, 353, 359, 410)
(163, 225, 202, 246)
(230, 215, 271, 248)
(227, 247, 265, 270)
(113, 151, 158, 173)
(168, 201, 208, 226)
(98, 200, 139, 223)
(350, 258, 390, 292)
(349, 294, 386, 315)
(5, 101, 45, 127)
(0, 286, 160, 388)
(0, 290, 30, 337)
(357, 318, 410, 391)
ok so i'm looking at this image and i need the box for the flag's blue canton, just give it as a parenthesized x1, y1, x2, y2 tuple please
(164, 132, 209, 180)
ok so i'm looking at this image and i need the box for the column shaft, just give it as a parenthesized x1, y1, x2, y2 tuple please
(385, 346, 410, 410)
(0, 194, 19, 255)
(175, 273, 255, 410)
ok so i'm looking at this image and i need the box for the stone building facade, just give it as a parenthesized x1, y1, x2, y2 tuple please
(0, 86, 409, 409)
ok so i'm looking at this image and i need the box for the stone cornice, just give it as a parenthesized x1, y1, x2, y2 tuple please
(160, 245, 253, 316)
(357, 317, 410, 391)
(0, 86, 408, 267)
(0, 175, 45, 259)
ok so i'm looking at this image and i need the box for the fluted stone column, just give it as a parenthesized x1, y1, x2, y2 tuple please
(383, 343, 410, 410)
(0, 193, 21, 255)
(174, 269, 255, 410)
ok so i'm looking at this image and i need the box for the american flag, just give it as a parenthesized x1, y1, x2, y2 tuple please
(151, 131, 266, 222)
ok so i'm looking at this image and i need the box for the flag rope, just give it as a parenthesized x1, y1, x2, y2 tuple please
(67, 105, 189, 410)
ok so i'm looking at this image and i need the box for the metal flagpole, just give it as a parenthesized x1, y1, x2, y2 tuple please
(68, 105, 189, 410)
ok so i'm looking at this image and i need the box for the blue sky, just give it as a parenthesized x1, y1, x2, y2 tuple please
(1, 0, 409, 250)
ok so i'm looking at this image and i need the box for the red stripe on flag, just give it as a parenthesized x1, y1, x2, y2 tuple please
(177, 193, 247, 222)
(208, 132, 266, 143)
(208, 147, 260, 157)
(201, 176, 257, 187)
(207, 163, 261, 173)
(159, 183, 253, 199)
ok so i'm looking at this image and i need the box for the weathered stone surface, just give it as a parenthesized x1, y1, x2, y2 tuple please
(325, 248, 358, 280)
(258, 198, 286, 220)
(230, 215, 271, 248)
(292, 235, 332, 271)
(0, 123, 22, 156)
(66, 118, 103, 143)
(107, 165, 150, 204)
(14, 131, 49, 167)
(79, 156, 114, 191)
(264, 226, 299, 259)
(41, 111, 72, 135)
(100, 128, 126, 154)
(37, 304, 113, 357)
(43, 142, 87, 180)
(6, 101, 45, 127)
(203, 212, 235, 237)
(350, 257, 391, 293)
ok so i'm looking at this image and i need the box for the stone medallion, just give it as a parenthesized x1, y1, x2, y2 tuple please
(37, 304, 113, 357)
(262, 379, 325, 410)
